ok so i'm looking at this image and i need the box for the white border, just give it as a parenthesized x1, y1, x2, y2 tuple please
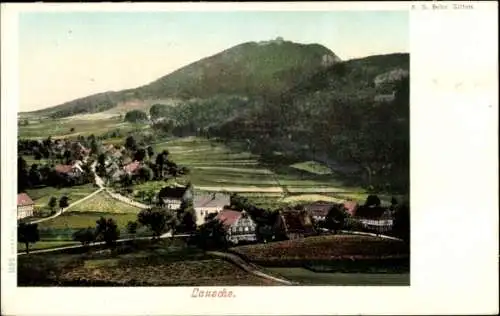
(2, 2, 499, 315)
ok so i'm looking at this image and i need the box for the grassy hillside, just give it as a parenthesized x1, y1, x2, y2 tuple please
(24, 39, 339, 119)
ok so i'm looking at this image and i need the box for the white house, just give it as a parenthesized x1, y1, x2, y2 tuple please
(193, 192, 231, 226)
(216, 209, 258, 244)
(159, 185, 193, 210)
(17, 193, 34, 220)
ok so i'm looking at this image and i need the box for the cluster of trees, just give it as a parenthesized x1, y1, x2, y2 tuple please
(18, 157, 93, 193)
(72, 217, 121, 249)
(124, 110, 149, 123)
(43, 196, 70, 215)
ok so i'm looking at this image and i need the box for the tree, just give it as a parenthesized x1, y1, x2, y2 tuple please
(154, 150, 169, 178)
(18, 156, 30, 192)
(136, 166, 154, 183)
(125, 136, 137, 151)
(149, 104, 169, 120)
(90, 138, 100, 155)
(364, 195, 381, 207)
(72, 227, 96, 248)
(59, 196, 70, 210)
(124, 110, 148, 123)
(48, 197, 57, 214)
(146, 146, 154, 159)
(18, 223, 40, 254)
(194, 220, 228, 250)
(134, 148, 147, 162)
(33, 150, 43, 161)
(325, 204, 347, 233)
(137, 207, 176, 239)
(97, 153, 106, 167)
(29, 164, 42, 186)
(95, 217, 120, 248)
(63, 150, 72, 164)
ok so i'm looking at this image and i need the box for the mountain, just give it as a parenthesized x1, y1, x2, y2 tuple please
(198, 53, 410, 193)
(27, 38, 341, 118)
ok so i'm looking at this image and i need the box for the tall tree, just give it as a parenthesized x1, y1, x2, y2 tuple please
(59, 196, 70, 210)
(146, 146, 154, 159)
(72, 227, 96, 248)
(18, 223, 40, 254)
(95, 217, 120, 248)
(48, 197, 57, 214)
(17, 156, 30, 192)
(125, 136, 137, 152)
(137, 207, 176, 239)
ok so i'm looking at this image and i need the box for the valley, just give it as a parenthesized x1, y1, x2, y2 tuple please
(16, 38, 410, 287)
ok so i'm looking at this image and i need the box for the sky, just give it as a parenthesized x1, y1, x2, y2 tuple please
(19, 11, 409, 111)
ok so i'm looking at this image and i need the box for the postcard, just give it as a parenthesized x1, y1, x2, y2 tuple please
(1, 2, 498, 315)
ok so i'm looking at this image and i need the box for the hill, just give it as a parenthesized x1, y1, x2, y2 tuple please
(26, 38, 340, 118)
(189, 53, 410, 193)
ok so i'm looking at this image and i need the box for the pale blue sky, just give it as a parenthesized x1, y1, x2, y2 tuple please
(19, 11, 408, 111)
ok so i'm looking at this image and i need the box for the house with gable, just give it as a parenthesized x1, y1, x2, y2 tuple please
(17, 193, 34, 219)
(274, 208, 317, 240)
(302, 201, 337, 222)
(194, 192, 231, 226)
(350, 204, 394, 233)
(55, 160, 84, 178)
(158, 184, 193, 210)
(215, 208, 258, 244)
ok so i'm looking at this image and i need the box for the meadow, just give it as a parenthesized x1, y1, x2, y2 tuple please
(156, 137, 369, 206)
(18, 116, 144, 139)
(25, 184, 97, 211)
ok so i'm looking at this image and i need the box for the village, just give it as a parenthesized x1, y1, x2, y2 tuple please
(17, 135, 408, 253)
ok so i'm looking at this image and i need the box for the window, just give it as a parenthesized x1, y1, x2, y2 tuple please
(244, 226, 249, 232)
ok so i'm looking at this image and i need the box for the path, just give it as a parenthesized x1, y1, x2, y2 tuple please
(17, 231, 190, 256)
(207, 251, 295, 285)
(91, 161, 152, 209)
(28, 188, 104, 224)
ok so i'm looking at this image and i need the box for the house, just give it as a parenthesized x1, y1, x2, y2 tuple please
(215, 208, 257, 244)
(55, 161, 84, 178)
(193, 192, 231, 226)
(274, 208, 316, 240)
(123, 160, 141, 175)
(350, 204, 393, 233)
(303, 201, 336, 222)
(158, 184, 193, 209)
(17, 193, 34, 219)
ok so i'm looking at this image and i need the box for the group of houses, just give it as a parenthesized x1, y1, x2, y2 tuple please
(156, 184, 396, 244)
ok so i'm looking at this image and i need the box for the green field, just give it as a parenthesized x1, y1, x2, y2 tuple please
(265, 267, 409, 286)
(69, 192, 143, 214)
(156, 137, 365, 197)
(18, 116, 144, 139)
(25, 184, 97, 210)
(38, 211, 137, 230)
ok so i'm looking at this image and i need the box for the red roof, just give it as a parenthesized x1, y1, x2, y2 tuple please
(123, 161, 141, 174)
(55, 164, 74, 174)
(215, 208, 242, 228)
(343, 200, 359, 216)
(17, 193, 34, 206)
